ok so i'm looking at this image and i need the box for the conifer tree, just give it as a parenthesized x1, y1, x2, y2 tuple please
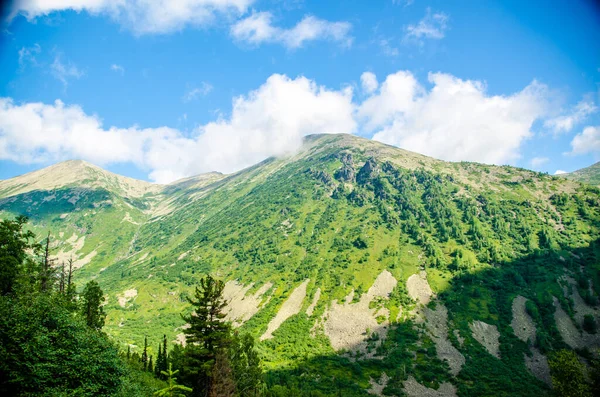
(154, 364, 192, 397)
(142, 336, 148, 371)
(181, 275, 231, 397)
(149, 355, 154, 373)
(80, 280, 106, 330)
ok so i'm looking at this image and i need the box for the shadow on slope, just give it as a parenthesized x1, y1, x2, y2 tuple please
(260, 239, 600, 397)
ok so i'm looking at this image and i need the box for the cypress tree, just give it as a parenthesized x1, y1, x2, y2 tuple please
(148, 355, 154, 373)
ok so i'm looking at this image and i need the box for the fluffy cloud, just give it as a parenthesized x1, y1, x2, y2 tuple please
(568, 126, 600, 155)
(231, 12, 352, 49)
(364, 72, 549, 164)
(0, 70, 557, 182)
(404, 8, 449, 43)
(543, 99, 597, 133)
(0, 74, 355, 183)
(360, 72, 378, 94)
(10, 0, 253, 35)
(554, 170, 567, 175)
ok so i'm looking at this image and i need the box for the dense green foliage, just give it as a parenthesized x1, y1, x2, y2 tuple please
(0, 217, 167, 396)
(2, 134, 600, 395)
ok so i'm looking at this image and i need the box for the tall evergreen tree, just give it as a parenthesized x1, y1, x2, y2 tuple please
(181, 275, 231, 397)
(142, 336, 149, 371)
(148, 355, 154, 373)
(80, 280, 106, 330)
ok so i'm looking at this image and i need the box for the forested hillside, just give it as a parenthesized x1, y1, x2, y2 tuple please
(1, 134, 600, 396)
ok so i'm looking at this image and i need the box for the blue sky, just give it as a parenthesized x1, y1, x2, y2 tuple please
(0, 0, 599, 182)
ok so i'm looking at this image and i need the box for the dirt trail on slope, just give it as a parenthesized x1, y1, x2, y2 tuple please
(261, 279, 309, 340)
(322, 270, 397, 355)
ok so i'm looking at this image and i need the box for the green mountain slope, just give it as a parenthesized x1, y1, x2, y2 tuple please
(1, 134, 599, 396)
(563, 161, 600, 186)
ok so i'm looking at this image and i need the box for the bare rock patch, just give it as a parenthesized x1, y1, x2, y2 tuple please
(322, 270, 397, 355)
(511, 295, 536, 343)
(407, 271, 434, 305)
(306, 287, 321, 316)
(403, 376, 457, 397)
(423, 304, 465, 376)
(261, 279, 309, 340)
(469, 321, 501, 358)
(223, 280, 273, 327)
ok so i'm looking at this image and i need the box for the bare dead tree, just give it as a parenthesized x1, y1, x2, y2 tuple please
(59, 261, 66, 293)
(40, 232, 56, 292)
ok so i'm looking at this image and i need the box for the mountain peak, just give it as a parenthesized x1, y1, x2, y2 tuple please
(0, 159, 160, 199)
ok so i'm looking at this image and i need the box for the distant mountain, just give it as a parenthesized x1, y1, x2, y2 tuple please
(563, 161, 600, 186)
(1, 134, 599, 396)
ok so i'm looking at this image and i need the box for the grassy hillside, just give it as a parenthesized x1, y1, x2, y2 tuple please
(563, 161, 600, 186)
(1, 134, 599, 396)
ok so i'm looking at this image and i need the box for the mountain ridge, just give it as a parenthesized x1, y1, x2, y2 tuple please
(1, 133, 599, 396)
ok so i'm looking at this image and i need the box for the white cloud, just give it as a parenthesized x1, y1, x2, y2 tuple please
(11, 0, 253, 35)
(530, 156, 549, 168)
(554, 170, 567, 175)
(0, 74, 355, 183)
(231, 12, 352, 49)
(110, 64, 125, 74)
(544, 99, 597, 133)
(51, 54, 84, 87)
(364, 72, 550, 165)
(360, 72, 378, 94)
(18, 43, 41, 69)
(182, 83, 213, 102)
(0, 70, 557, 182)
(568, 125, 600, 155)
(404, 8, 449, 43)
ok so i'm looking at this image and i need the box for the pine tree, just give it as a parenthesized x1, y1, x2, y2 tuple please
(141, 336, 148, 371)
(80, 280, 106, 330)
(148, 355, 154, 373)
(126, 345, 131, 360)
(181, 275, 231, 397)
(154, 364, 192, 397)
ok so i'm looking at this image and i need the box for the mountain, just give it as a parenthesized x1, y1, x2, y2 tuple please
(1, 134, 599, 396)
(563, 161, 600, 186)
